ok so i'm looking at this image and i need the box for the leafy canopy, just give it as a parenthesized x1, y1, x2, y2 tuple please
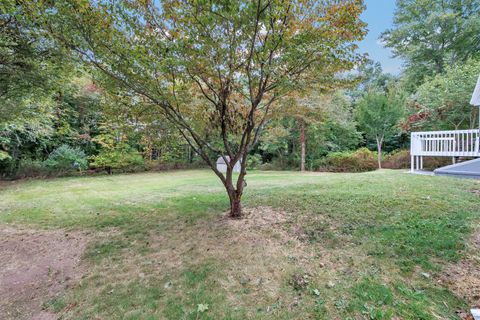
(356, 89, 403, 142)
(405, 59, 480, 131)
(27, 0, 366, 169)
(0, 1, 72, 123)
(381, 0, 480, 87)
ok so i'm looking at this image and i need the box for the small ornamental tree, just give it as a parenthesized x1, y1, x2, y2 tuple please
(356, 90, 403, 169)
(28, 0, 366, 217)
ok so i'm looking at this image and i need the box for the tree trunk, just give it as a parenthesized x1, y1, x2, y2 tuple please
(188, 145, 194, 163)
(225, 177, 244, 218)
(228, 190, 242, 218)
(299, 119, 306, 172)
(223, 157, 247, 218)
(376, 136, 383, 169)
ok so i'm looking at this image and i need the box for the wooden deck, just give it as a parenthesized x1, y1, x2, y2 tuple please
(411, 129, 480, 172)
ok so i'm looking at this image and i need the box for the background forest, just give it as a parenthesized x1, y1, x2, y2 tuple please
(1, 0, 480, 179)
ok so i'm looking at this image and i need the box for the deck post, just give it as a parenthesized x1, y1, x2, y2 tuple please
(410, 129, 480, 174)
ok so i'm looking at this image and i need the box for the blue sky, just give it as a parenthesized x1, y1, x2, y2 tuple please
(358, 0, 403, 75)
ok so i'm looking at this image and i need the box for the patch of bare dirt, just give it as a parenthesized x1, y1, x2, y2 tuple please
(0, 226, 88, 320)
(440, 230, 480, 310)
(469, 188, 480, 196)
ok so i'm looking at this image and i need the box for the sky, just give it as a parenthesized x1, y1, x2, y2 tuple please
(358, 0, 403, 75)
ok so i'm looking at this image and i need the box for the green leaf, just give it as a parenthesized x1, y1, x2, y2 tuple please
(0, 150, 11, 161)
(197, 303, 209, 313)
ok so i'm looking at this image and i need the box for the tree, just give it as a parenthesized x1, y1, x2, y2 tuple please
(282, 91, 355, 171)
(312, 91, 362, 155)
(0, 2, 84, 174)
(0, 75, 105, 175)
(356, 89, 403, 169)
(381, 0, 480, 88)
(28, 0, 366, 217)
(0, 2, 70, 123)
(258, 90, 361, 170)
(276, 96, 324, 171)
(403, 59, 480, 131)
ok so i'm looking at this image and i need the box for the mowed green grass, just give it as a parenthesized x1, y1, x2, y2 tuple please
(1, 169, 479, 319)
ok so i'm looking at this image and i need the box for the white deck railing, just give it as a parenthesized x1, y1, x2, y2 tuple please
(411, 129, 480, 157)
(410, 129, 480, 171)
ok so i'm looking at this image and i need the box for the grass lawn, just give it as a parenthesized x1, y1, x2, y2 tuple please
(1, 169, 480, 319)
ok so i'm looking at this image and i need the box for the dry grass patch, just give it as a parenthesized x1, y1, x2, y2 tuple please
(149, 206, 313, 311)
(76, 206, 377, 318)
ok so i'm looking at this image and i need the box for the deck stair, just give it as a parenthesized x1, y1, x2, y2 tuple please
(434, 158, 480, 179)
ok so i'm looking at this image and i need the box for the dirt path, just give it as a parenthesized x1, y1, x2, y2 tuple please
(0, 226, 87, 320)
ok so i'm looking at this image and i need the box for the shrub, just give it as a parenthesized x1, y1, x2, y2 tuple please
(14, 159, 53, 178)
(90, 145, 144, 173)
(383, 149, 452, 170)
(247, 154, 262, 170)
(145, 160, 205, 171)
(258, 162, 278, 171)
(315, 148, 377, 172)
(258, 157, 298, 171)
(383, 150, 410, 169)
(44, 145, 88, 172)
